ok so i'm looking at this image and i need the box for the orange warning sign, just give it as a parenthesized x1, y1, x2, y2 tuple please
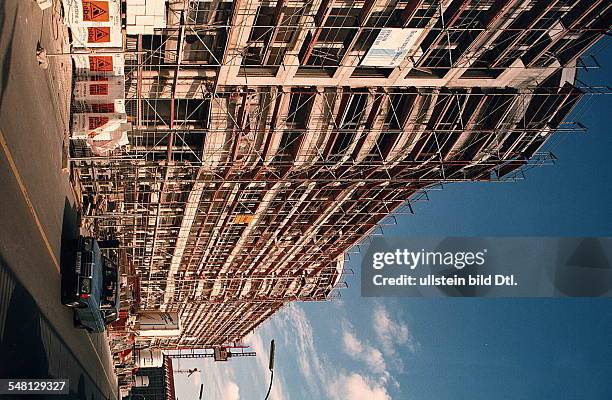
(89, 83, 109, 96)
(88, 27, 111, 43)
(233, 215, 254, 224)
(90, 104, 115, 113)
(82, 1, 110, 22)
(88, 116, 110, 132)
(89, 56, 114, 72)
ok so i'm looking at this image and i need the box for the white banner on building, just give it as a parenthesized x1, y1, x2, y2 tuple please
(62, 0, 121, 27)
(361, 28, 423, 67)
(71, 112, 128, 138)
(73, 76, 125, 102)
(73, 52, 125, 76)
(71, 25, 123, 48)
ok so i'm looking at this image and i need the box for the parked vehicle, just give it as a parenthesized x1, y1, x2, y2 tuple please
(61, 236, 119, 333)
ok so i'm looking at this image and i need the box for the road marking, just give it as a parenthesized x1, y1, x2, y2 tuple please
(0, 128, 117, 399)
(0, 128, 60, 272)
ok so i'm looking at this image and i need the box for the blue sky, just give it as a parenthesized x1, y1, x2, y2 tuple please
(173, 41, 612, 400)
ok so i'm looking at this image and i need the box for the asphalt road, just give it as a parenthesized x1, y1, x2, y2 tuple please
(0, 1, 118, 399)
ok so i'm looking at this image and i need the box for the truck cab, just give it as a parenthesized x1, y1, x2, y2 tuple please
(61, 236, 119, 333)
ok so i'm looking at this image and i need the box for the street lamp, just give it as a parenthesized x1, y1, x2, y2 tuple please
(263, 340, 276, 400)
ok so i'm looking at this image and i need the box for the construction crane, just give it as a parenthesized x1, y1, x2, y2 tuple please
(170, 348, 256, 360)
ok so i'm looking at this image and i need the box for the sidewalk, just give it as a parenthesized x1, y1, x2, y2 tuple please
(39, 0, 73, 168)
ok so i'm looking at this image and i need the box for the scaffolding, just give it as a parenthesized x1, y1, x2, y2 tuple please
(69, 0, 610, 348)
(117, 0, 611, 87)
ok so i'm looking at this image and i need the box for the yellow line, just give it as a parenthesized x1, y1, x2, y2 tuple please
(0, 128, 117, 399)
(0, 129, 60, 272)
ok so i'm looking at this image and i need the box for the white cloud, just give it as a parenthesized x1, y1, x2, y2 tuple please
(221, 381, 240, 400)
(275, 305, 326, 398)
(188, 369, 202, 388)
(373, 304, 417, 355)
(329, 373, 391, 400)
(244, 330, 289, 400)
(233, 303, 414, 400)
(275, 305, 400, 399)
(364, 347, 387, 376)
(342, 329, 387, 375)
(343, 330, 363, 353)
(174, 358, 239, 400)
(206, 367, 238, 400)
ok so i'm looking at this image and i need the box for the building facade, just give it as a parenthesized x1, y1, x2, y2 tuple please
(126, 356, 176, 400)
(72, 0, 610, 348)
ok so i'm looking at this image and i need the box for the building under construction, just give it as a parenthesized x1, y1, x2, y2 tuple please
(71, 0, 610, 348)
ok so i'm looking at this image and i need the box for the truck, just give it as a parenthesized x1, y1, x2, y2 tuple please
(61, 236, 119, 333)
